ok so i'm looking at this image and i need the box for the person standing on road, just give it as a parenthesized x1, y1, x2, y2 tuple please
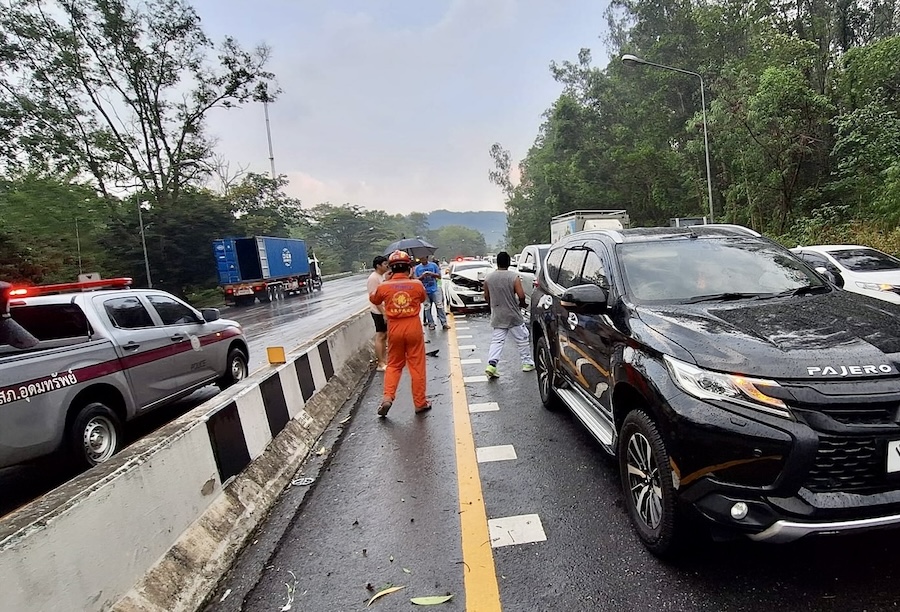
(370, 250, 431, 416)
(367, 255, 390, 372)
(483, 251, 534, 377)
(415, 254, 449, 330)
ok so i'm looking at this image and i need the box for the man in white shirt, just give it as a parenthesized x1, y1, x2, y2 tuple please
(367, 256, 390, 371)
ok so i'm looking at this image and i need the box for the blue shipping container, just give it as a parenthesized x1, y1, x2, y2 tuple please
(212, 236, 310, 284)
(212, 238, 242, 285)
(260, 237, 310, 279)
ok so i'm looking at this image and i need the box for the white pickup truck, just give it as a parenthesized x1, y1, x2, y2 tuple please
(0, 278, 248, 469)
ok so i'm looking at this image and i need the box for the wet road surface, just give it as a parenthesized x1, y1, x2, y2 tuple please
(209, 312, 900, 612)
(0, 274, 369, 517)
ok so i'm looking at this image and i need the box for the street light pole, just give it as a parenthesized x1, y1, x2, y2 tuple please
(621, 54, 715, 223)
(75, 216, 83, 275)
(137, 196, 153, 288)
(263, 98, 276, 179)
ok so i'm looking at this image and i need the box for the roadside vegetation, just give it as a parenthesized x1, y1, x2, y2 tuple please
(0, 0, 486, 298)
(490, 0, 900, 253)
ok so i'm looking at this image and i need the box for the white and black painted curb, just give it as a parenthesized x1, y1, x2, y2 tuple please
(0, 308, 374, 612)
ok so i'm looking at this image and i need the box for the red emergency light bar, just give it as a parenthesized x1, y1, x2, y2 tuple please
(9, 277, 133, 297)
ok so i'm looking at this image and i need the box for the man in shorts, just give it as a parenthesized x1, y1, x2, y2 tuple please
(367, 255, 389, 371)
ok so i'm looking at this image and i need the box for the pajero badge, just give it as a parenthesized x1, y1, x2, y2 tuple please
(807, 364, 895, 376)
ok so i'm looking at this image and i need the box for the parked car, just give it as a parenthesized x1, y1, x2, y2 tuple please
(531, 225, 900, 555)
(0, 277, 248, 469)
(442, 260, 494, 313)
(514, 243, 552, 307)
(791, 244, 900, 303)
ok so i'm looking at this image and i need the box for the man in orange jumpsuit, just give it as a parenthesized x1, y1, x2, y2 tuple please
(369, 250, 431, 417)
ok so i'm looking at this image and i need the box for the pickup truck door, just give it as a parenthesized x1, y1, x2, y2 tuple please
(97, 294, 178, 410)
(143, 293, 219, 389)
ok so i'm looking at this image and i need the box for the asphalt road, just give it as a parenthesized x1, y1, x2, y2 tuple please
(208, 312, 900, 612)
(0, 274, 370, 518)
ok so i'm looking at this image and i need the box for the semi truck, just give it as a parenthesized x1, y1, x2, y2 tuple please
(550, 210, 631, 243)
(213, 236, 322, 306)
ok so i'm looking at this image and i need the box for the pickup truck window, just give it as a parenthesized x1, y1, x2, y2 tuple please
(104, 296, 155, 329)
(544, 248, 565, 286)
(7, 304, 90, 342)
(147, 294, 198, 325)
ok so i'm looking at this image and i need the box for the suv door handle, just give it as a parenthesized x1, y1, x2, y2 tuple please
(123, 341, 141, 351)
(170, 334, 185, 342)
(567, 313, 578, 330)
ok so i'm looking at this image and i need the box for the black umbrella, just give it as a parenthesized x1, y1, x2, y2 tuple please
(383, 238, 438, 260)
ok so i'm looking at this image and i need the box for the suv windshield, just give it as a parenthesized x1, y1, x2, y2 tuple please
(827, 248, 900, 272)
(619, 238, 824, 302)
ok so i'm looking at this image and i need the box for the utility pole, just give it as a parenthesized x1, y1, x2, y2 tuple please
(263, 97, 276, 179)
(137, 195, 153, 288)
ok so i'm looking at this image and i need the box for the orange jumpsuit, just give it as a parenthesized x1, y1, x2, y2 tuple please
(370, 276, 429, 408)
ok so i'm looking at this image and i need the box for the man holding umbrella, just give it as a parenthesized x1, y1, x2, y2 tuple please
(415, 254, 449, 330)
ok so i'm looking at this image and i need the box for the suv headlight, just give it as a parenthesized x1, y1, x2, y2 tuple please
(663, 355, 792, 419)
(855, 281, 896, 292)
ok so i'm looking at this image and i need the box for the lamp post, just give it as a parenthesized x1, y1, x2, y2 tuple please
(621, 54, 715, 223)
(137, 196, 153, 288)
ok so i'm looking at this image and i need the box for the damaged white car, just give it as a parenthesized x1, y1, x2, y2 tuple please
(442, 260, 494, 313)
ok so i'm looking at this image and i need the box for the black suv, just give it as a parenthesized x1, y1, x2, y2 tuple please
(531, 225, 900, 555)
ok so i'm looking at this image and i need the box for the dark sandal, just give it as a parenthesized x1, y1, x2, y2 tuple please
(377, 400, 393, 417)
(415, 403, 432, 414)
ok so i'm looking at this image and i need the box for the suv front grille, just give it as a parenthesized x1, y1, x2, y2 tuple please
(805, 436, 891, 492)
(816, 403, 898, 425)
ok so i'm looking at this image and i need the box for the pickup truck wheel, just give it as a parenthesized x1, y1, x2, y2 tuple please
(536, 336, 562, 411)
(70, 403, 123, 468)
(218, 348, 248, 390)
(618, 410, 681, 557)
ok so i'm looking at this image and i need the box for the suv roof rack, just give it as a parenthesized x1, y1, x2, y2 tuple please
(9, 277, 133, 298)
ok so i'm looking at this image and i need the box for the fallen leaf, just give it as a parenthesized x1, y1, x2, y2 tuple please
(316, 446, 328, 456)
(402, 568, 411, 574)
(410, 594, 453, 605)
(340, 416, 351, 424)
(367, 585, 406, 607)
(389, 555, 394, 562)
(365, 583, 375, 591)
(219, 589, 232, 602)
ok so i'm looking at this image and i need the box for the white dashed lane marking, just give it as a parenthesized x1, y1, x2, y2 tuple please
(464, 375, 490, 383)
(457, 335, 473, 339)
(469, 402, 499, 413)
(456, 326, 471, 330)
(457, 344, 477, 351)
(488, 514, 547, 548)
(460, 358, 482, 365)
(476, 445, 517, 463)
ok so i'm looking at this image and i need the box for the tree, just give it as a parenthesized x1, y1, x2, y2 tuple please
(227, 173, 303, 237)
(430, 225, 487, 259)
(0, 0, 274, 209)
(0, 174, 108, 283)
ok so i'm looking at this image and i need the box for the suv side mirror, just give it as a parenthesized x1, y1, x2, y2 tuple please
(201, 307, 221, 322)
(560, 284, 609, 314)
(0, 281, 39, 348)
(815, 266, 842, 287)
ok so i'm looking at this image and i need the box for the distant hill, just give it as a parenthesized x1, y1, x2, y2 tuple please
(427, 209, 507, 249)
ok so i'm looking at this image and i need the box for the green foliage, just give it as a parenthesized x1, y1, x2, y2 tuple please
(493, 0, 900, 246)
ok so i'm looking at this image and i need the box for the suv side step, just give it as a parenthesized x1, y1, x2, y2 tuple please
(555, 387, 616, 450)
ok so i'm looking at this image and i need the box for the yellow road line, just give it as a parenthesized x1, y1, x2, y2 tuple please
(447, 315, 502, 611)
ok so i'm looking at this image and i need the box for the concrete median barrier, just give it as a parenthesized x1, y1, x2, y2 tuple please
(0, 308, 374, 612)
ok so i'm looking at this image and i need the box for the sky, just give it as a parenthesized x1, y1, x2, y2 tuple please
(194, 0, 612, 215)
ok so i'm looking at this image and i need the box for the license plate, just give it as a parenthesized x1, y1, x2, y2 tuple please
(472, 295, 484, 303)
(888, 440, 900, 473)
(235, 288, 254, 296)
